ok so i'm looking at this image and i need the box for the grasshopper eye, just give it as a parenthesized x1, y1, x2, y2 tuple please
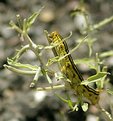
(47, 35, 53, 43)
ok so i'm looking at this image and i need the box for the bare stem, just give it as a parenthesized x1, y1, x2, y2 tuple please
(90, 15, 113, 31)
(36, 84, 65, 91)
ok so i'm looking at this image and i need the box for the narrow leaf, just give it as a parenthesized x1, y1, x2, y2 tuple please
(81, 72, 107, 85)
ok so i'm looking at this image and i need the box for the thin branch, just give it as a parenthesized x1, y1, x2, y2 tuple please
(36, 84, 65, 91)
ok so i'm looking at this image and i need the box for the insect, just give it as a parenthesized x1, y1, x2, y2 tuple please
(46, 31, 100, 105)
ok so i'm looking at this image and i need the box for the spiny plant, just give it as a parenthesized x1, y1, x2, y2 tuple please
(4, 6, 113, 121)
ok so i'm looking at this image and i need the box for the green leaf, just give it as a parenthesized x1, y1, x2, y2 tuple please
(30, 67, 41, 87)
(88, 72, 107, 81)
(82, 103, 88, 112)
(72, 104, 79, 111)
(9, 20, 23, 33)
(100, 50, 113, 58)
(55, 94, 76, 110)
(26, 6, 44, 31)
(85, 37, 96, 57)
(46, 56, 59, 66)
(7, 58, 38, 70)
(81, 72, 107, 85)
(4, 65, 36, 75)
(45, 73, 52, 84)
(55, 93, 69, 103)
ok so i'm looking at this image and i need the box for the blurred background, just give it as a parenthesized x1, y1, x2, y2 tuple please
(0, 0, 113, 121)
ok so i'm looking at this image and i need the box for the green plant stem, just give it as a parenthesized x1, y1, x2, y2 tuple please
(22, 33, 54, 84)
(13, 44, 30, 61)
(4, 65, 36, 75)
(100, 108, 113, 121)
(90, 15, 113, 31)
(36, 84, 65, 91)
(30, 67, 41, 87)
(25, 34, 45, 67)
